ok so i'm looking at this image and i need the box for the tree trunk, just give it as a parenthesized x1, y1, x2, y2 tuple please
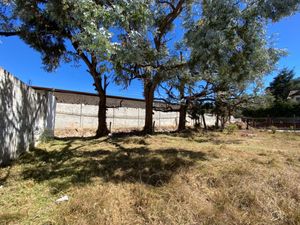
(76, 51, 109, 138)
(221, 116, 226, 129)
(95, 90, 109, 138)
(201, 113, 207, 130)
(178, 104, 187, 131)
(144, 81, 155, 134)
(177, 81, 187, 131)
(215, 114, 219, 129)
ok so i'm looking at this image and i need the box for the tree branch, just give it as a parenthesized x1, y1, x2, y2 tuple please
(154, 0, 185, 51)
(0, 31, 20, 36)
(153, 106, 180, 112)
(158, 0, 176, 10)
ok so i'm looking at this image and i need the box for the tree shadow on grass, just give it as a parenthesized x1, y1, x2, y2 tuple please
(18, 138, 207, 193)
(0, 166, 11, 186)
(0, 212, 24, 225)
(194, 138, 243, 145)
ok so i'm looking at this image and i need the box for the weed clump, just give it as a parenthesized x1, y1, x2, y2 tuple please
(224, 124, 238, 134)
(269, 126, 277, 134)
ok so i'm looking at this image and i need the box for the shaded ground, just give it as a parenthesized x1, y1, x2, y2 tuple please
(0, 130, 300, 225)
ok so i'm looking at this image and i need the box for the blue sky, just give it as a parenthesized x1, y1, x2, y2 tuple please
(0, 12, 299, 99)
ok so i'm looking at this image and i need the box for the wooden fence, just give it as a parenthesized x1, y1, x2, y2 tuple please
(242, 116, 300, 130)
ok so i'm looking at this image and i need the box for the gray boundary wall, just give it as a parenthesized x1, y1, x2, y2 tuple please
(55, 104, 183, 130)
(55, 104, 217, 130)
(34, 87, 218, 131)
(0, 68, 56, 166)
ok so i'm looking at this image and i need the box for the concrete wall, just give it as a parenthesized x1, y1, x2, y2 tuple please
(32, 80, 218, 131)
(54, 102, 218, 131)
(55, 103, 184, 130)
(0, 68, 56, 166)
(34, 87, 204, 131)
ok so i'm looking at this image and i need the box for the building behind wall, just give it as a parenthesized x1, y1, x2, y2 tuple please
(288, 90, 300, 103)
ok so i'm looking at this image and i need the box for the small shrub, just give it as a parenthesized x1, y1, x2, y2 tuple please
(224, 124, 238, 134)
(269, 126, 277, 134)
(39, 129, 54, 143)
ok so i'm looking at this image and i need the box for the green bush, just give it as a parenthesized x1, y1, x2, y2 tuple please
(39, 129, 54, 143)
(243, 101, 300, 118)
(224, 124, 238, 134)
(269, 126, 277, 134)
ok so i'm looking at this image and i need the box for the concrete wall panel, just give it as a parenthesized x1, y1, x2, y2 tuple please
(0, 68, 55, 166)
(54, 102, 184, 131)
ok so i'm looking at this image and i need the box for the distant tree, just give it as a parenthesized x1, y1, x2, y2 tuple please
(243, 100, 300, 117)
(291, 77, 300, 90)
(188, 99, 215, 130)
(267, 68, 296, 101)
(243, 92, 275, 112)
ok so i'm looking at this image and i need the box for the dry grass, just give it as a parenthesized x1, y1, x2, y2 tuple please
(1, 130, 300, 225)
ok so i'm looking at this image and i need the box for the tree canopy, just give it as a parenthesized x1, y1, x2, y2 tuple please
(267, 68, 300, 101)
(1, 0, 300, 133)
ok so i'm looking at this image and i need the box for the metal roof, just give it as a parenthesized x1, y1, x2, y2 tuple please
(31, 86, 146, 102)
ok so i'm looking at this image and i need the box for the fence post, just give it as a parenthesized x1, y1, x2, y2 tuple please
(159, 111, 161, 128)
(294, 114, 296, 131)
(138, 108, 140, 128)
(80, 103, 83, 128)
(112, 108, 115, 130)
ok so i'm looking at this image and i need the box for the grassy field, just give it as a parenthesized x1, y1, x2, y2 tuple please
(1, 130, 300, 225)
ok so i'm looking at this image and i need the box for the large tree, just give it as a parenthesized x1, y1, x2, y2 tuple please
(1, 0, 299, 136)
(155, 51, 199, 131)
(113, 0, 194, 134)
(0, 0, 148, 137)
(183, 0, 297, 127)
(139, 0, 299, 132)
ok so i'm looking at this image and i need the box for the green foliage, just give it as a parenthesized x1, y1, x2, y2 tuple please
(269, 126, 277, 134)
(0, 0, 150, 72)
(224, 124, 238, 134)
(113, 0, 195, 89)
(1, 0, 299, 134)
(243, 101, 300, 117)
(182, 0, 293, 128)
(39, 129, 54, 143)
(267, 68, 297, 101)
(291, 77, 300, 90)
(188, 101, 213, 120)
(186, 0, 285, 86)
(256, 0, 300, 21)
